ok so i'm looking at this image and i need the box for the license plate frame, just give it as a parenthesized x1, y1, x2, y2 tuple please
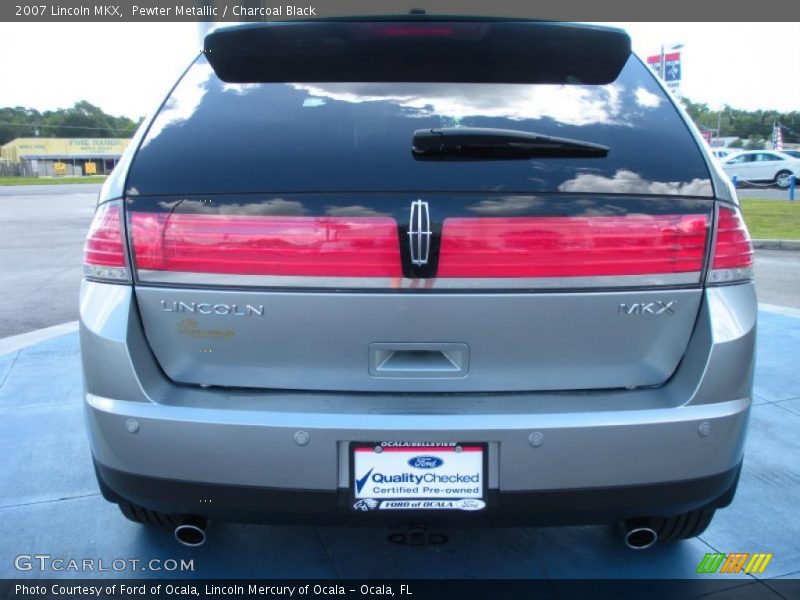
(349, 442, 488, 512)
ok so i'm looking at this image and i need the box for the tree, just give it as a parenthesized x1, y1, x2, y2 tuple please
(0, 101, 140, 145)
(744, 136, 765, 150)
(0, 107, 43, 143)
(680, 97, 799, 144)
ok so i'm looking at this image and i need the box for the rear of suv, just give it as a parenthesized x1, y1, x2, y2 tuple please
(81, 19, 755, 548)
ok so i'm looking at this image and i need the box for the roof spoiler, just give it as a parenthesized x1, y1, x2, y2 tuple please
(204, 19, 631, 85)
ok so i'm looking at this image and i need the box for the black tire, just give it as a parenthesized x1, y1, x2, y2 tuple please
(118, 501, 180, 528)
(775, 170, 793, 189)
(651, 508, 715, 542)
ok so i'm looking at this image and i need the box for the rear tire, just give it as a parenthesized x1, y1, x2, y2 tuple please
(118, 501, 180, 528)
(775, 170, 793, 189)
(651, 508, 715, 542)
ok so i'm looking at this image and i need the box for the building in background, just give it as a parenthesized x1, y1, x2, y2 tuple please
(0, 138, 130, 177)
(711, 136, 742, 148)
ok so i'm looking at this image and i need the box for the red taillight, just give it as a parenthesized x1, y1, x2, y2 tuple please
(708, 206, 753, 284)
(438, 214, 709, 278)
(83, 200, 128, 281)
(130, 213, 402, 278)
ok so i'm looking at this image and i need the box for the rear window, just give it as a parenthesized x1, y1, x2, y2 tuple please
(126, 55, 712, 197)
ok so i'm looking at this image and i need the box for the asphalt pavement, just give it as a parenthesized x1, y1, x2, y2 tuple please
(0, 185, 98, 337)
(737, 187, 796, 200)
(0, 183, 798, 338)
(1, 187, 799, 590)
(754, 250, 800, 308)
(0, 183, 104, 197)
(1, 307, 799, 587)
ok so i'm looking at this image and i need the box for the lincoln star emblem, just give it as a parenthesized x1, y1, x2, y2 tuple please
(408, 199, 431, 266)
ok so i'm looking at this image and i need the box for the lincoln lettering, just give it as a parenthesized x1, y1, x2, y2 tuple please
(161, 301, 264, 316)
(47, 6, 90, 17)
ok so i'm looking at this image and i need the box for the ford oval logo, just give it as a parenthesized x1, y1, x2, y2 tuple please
(408, 456, 444, 469)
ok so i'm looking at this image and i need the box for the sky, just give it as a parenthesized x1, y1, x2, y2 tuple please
(0, 21, 798, 119)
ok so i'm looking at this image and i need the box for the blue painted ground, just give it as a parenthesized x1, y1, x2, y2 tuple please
(0, 309, 798, 597)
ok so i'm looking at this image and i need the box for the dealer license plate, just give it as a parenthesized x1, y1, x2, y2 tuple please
(350, 442, 486, 512)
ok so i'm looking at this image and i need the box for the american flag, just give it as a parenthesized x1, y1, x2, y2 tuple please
(773, 122, 784, 151)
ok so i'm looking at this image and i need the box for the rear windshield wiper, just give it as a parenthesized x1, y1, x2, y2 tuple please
(412, 127, 609, 160)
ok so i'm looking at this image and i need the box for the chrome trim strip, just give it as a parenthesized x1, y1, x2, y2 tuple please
(137, 270, 702, 289)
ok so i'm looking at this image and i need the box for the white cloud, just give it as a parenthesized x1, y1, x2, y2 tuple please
(605, 22, 800, 112)
(139, 61, 211, 146)
(634, 87, 662, 108)
(558, 169, 714, 196)
(1, 21, 798, 119)
(0, 22, 200, 118)
(293, 82, 626, 126)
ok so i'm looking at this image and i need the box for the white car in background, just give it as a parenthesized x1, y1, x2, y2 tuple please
(721, 150, 800, 188)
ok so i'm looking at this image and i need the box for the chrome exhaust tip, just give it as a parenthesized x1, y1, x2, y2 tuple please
(174, 518, 207, 547)
(623, 526, 658, 550)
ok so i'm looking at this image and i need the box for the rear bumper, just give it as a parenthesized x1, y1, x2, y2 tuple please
(81, 280, 756, 524)
(86, 390, 750, 513)
(94, 460, 741, 527)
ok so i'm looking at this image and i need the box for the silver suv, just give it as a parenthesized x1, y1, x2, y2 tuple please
(81, 19, 755, 549)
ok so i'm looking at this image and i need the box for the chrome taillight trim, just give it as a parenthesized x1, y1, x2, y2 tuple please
(136, 269, 702, 290)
